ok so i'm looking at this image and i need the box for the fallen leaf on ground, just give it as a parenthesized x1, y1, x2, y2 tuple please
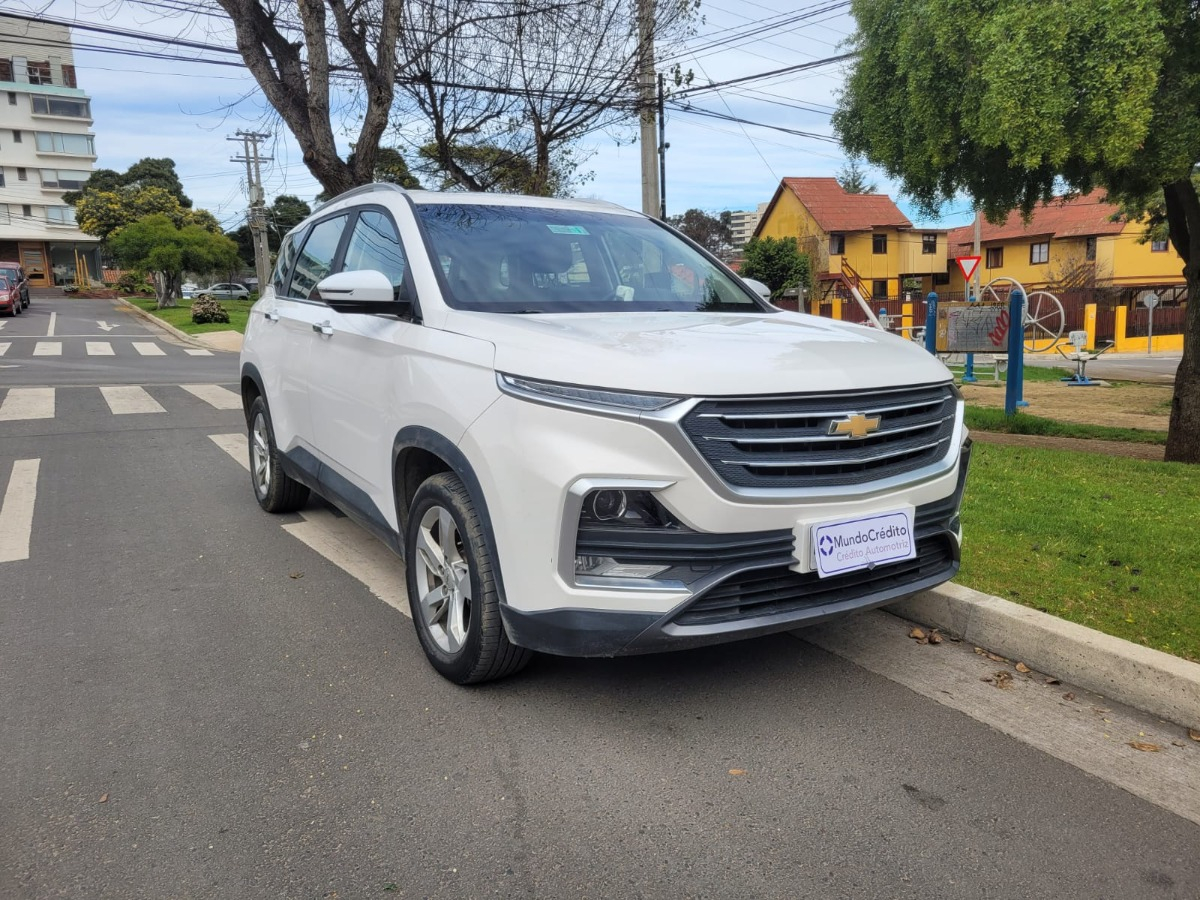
(98, 793, 108, 804)
(289, 572, 304, 579)
(1189, 728, 1200, 742)
(909, 627, 926, 640)
(928, 630, 943, 645)
(1044, 677, 1061, 685)
(974, 647, 985, 655)
(1129, 741, 1162, 752)
(993, 671, 1013, 689)
(986, 652, 1009, 663)
(1063, 692, 1076, 701)
(1015, 662, 1031, 674)
(728, 769, 747, 776)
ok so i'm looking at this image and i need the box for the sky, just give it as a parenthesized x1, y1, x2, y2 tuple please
(9, 0, 975, 233)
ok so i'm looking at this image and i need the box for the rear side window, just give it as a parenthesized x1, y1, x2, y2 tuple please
(341, 209, 409, 300)
(271, 235, 300, 296)
(286, 214, 348, 300)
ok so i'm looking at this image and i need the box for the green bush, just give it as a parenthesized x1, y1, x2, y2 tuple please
(191, 295, 230, 324)
(116, 272, 145, 295)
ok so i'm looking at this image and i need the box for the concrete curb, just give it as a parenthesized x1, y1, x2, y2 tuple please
(891, 582, 1200, 729)
(117, 298, 205, 347)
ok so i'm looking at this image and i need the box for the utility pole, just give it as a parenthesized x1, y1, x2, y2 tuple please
(637, 0, 660, 219)
(972, 207, 982, 299)
(658, 72, 668, 220)
(229, 131, 273, 292)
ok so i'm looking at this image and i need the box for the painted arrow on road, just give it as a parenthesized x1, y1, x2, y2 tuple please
(96, 321, 120, 331)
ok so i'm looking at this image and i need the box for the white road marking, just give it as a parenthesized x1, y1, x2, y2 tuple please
(209, 432, 249, 471)
(0, 321, 6, 330)
(0, 342, 8, 355)
(284, 510, 410, 618)
(132, 341, 166, 357)
(97, 321, 119, 331)
(86, 341, 115, 356)
(208, 431, 409, 617)
(32, 341, 62, 356)
(184, 348, 214, 357)
(0, 388, 54, 421)
(99, 385, 165, 415)
(46, 312, 56, 336)
(802, 611, 1200, 828)
(0, 459, 40, 563)
(182, 383, 241, 409)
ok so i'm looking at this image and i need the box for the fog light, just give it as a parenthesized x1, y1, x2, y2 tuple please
(575, 555, 670, 579)
(588, 489, 627, 521)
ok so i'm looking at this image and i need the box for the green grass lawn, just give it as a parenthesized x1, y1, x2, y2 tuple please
(965, 406, 1168, 445)
(958, 442, 1200, 662)
(125, 295, 254, 335)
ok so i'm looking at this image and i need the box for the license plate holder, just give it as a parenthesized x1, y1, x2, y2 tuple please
(811, 508, 915, 578)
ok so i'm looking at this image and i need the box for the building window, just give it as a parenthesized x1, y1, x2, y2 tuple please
(872, 233, 888, 254)
(40, 169, 91, 190)
(1150, 239, 1169, 252)
(829, 233, 845, 255)
(0, 59, 12, 81)
(986, 247, 1003, 268)
(35, 132, 95, 155)
(933, 272, 950, 286)
(31, 95, 91, 118)
(1030, 241, 1049, 265)
(46, 206, 76, 226)
(0, 203, 9, 224)
(7, 92, 15, 106)
(922, 233, 938, 254)
(872, 279, 889, 299)
(1085, 236, 1097, 261)
(17, 167, 27, 181)
(26, 61, 52, 85)
(12, 129, 21, 143)
(0, 170, 5, 187)
(62, 64, 77, 88)
(22, 204, 33, 218)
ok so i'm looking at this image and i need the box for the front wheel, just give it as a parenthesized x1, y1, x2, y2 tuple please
(247, 396, 309, 513)
(405, 472, 531, 684)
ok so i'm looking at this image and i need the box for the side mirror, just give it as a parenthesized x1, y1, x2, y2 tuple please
(316, 270, 410, 315)
(741, 277, 772, 302)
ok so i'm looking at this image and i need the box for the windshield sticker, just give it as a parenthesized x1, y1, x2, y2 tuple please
(546, 225, 589, 235)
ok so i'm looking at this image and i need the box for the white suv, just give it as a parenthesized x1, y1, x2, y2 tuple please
(240, 185, 970, 683)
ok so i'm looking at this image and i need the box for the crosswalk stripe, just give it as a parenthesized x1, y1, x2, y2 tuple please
(0, 388, 54, 421)
(33, 341, 62, 356)
(0, 458, 39, 563)
(209, 433, 249, 472)
(132, 342, 166, 357)
(0, 342, 8, 356)
(182, 384, 241, 410)
(184, 348, 214, 357)
(99, 385, 166, 415)
(86, 342, 115, 356)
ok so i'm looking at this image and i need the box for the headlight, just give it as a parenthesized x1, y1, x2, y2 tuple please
(498, 373, 682, 413)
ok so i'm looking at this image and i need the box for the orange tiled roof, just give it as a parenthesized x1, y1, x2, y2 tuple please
(777, 177, 912, 233)
(946, 193, 1126, 248)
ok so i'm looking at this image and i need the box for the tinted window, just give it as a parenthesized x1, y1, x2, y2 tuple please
(286, 215, 348, 300)
(415, 204, 763, 314)
(341, 209, 409, 300)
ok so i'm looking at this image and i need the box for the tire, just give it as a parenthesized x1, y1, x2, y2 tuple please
(405, 472, 531, 684)
(247, 395, 309, 513)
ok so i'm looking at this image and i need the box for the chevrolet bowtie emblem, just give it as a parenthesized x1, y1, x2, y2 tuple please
(829, 413, 881, 439)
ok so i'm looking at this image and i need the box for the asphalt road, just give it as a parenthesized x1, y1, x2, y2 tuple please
(2, 297, 1198, 899)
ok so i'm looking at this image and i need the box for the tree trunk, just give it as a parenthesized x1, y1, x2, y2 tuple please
(1162, 179, 1200, 463)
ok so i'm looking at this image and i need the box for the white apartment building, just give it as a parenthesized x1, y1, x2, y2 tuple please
(0, 13, 100, 288)
(728, 202, 768, 251)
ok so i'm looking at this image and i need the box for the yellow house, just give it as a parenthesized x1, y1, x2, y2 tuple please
(754, 177, 949, 302)
(946, 193, 1186, 298)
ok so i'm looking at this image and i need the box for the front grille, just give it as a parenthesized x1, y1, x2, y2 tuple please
(679, 383, 958, 489)
(673, 535, 956, 627)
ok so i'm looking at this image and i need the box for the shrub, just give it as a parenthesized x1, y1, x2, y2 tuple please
(63, 284, 79, 294)
(191, 295, 230, 324)
(116, 272, 145, 294)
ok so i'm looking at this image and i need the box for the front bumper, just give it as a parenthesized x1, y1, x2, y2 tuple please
(501, 443, 970, 657)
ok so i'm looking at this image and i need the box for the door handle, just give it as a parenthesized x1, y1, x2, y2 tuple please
(313, 321, 333, 336)
(265, 310, 280, 322)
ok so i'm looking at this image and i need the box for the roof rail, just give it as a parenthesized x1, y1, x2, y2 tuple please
(329, 182, 409, 203)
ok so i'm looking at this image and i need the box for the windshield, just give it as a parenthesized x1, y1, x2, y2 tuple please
(414, 203, 769, 314)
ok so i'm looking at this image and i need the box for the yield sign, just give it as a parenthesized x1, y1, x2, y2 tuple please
(956, 255, 981, 282)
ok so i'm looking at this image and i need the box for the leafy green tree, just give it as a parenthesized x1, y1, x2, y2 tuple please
(740, 237, 812, 301)
(836, 157, 877, 194)
(668, 209, 733, 258)
(64, 158, 192, 208)
(833, 0, 1200, 463)
(229, 194, 313, 266)
(75, 186, 219, 243)
(110, 214, 240, 308)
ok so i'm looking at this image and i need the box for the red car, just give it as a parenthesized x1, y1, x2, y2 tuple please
(0, 276, 22, 317)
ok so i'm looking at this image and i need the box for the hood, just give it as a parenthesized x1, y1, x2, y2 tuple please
(445, 310, 952, 396)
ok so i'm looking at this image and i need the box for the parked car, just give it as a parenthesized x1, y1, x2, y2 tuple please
(0, 276, 22, 316)
(0, 261, 29, 309)
(198, 283, 250, 301)
(181, 282, 199, 299)
(240, 184, 971, 684)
